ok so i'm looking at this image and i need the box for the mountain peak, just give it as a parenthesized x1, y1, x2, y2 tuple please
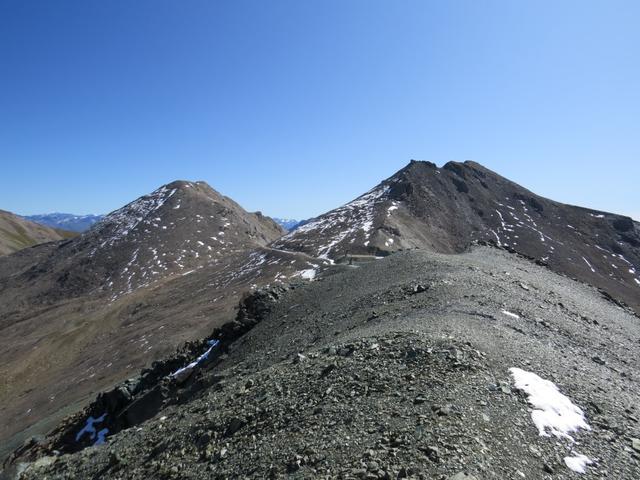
(276, 159, 640, 313)
(12, 181, 284, 301)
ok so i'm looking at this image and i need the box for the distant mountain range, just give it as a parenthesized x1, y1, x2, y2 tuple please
(24, 213, 104, 232)
(0, 210, 76, 256)
(26, 213, 303, 233)
(272, 218, 304, 231)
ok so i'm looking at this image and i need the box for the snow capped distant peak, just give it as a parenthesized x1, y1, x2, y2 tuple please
(273, 218, 304, 231)
(23, 213, 105, 232)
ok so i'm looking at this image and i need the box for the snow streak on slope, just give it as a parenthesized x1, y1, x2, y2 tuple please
(279, 185, 390, 259)
(94, 186, 177, 248)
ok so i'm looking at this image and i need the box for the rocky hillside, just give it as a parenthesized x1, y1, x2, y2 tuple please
(0, 181, 321, 460)
(1, 180, 285, 302)
(275, 160, 640, 314)
(2, 165, 639, 479)
(7, 246, 640, 479)
(0, 210, 75, 256)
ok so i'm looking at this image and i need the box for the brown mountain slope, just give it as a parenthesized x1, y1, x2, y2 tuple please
(0, 181, 320, 458)
(0, 210, 75, 256)
(275, 160, 640, 313)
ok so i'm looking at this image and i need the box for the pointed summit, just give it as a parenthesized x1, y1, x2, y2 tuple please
(7, 180, 284, 300)
(0, 181, 297, 451)
(276, 160, 640, 313)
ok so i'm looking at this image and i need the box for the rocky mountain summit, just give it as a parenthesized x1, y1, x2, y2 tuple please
(3, 180, 284, 302)
(275, 161, 640, 314)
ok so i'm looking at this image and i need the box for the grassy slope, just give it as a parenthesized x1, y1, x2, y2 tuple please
(0, 210, 76, 255)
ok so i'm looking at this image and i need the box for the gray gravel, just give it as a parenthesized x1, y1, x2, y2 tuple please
(11, 246, 640, 479)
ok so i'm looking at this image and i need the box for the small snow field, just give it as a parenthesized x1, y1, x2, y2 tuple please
(296, 268, 317, 280)
(510, 367, 593, 474)
(510, 368, 590, 440)
(564, 453, 594, 473)
(75, 413, 109, 446)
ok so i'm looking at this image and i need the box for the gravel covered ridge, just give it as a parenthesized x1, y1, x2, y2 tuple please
(11, 334, 580, 479)
(12, 247, 640, 479)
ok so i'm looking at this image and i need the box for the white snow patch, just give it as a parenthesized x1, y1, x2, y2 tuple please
(76, 413, 109, 445)
(489, 229, 502, 246)
(387, 203, 399, 216)
(582, 257, 596, 273)
(170, 340, 220, 378)
(509, 368, 590, 441)
(297, 269, 317, 280)
(564, 454, 593, 474)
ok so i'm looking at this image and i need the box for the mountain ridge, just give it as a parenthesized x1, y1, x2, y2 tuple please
(23, 213, 104, 233)
(2, 164, 640, 479)
(7, 246, 640, 479)
(275, 160, 640, 314)
(0, 180, 318, 459)
(0, 210, 76, 256)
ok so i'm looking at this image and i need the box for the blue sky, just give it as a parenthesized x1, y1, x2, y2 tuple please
(1, 0, 638, 220)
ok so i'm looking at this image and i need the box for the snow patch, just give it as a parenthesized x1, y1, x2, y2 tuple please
(582, 256, 596, 273)
(297, 269, 317, 280)
(76, 413, 109, 446)
(509, 368, 590, 441)
(170, 339, 220, 378)
(564, 454, 593, 474)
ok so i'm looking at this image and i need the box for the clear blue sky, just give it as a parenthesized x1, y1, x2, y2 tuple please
(1, 0, 638, 220)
